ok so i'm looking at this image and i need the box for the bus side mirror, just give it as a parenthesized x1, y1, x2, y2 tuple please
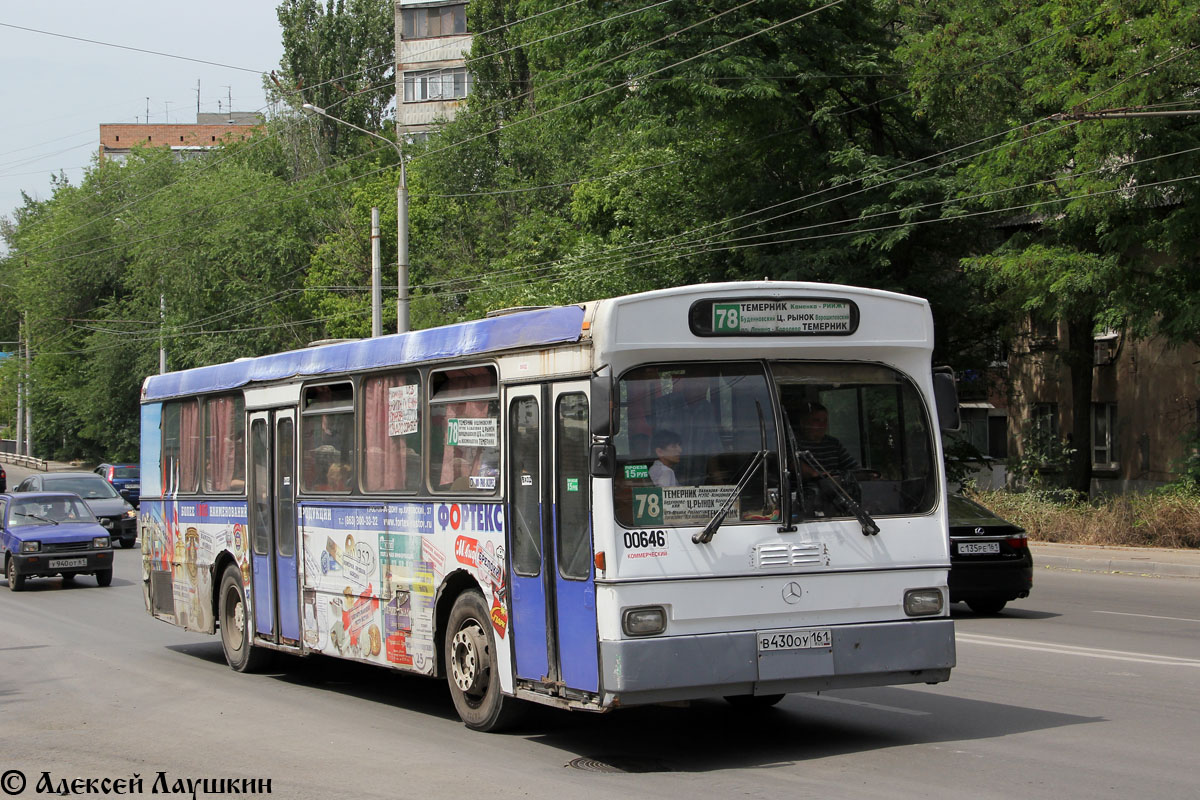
(590, 374, 613, 437)
(590, 442, 616, 479)
(933, 369, 960, 432)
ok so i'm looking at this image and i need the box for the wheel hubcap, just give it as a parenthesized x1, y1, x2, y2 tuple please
(225, 589, 245, 652)
(451, 623, 488, 696)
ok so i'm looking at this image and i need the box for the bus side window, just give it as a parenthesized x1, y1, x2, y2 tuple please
(362, 371, 422, 493)
(301, 382, 356, 493)
(163, 399, 201, 494)
(427, 366, 499, 494)
(203, 393, 246, 493)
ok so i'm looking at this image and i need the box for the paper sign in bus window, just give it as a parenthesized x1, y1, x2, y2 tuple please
(447, 417, 498, 447)
(387, 385, 419, 436)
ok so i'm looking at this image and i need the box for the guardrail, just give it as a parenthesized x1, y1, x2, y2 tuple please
(0, 453, 49, 471)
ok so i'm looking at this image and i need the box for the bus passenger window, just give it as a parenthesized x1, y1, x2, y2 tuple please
(363, 371, 422, 492)
(428, 366, 499, 493)
(204, 394, 245, 493)
(301, 383, 355, 493)
(163, 399, 201, 494)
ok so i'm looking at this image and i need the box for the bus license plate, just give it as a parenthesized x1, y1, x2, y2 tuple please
(958, 541, 1000, 555)
(49, 558, 87, 569)
(758, 628, 832, 652)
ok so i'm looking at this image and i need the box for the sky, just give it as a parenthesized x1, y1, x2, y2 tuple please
(0, 1, 286, 242)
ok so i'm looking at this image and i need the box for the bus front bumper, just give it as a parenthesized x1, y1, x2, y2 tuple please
(599, 619, 955, 707)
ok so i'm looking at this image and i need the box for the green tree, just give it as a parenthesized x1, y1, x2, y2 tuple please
(274, 0, 396, 156)
(900, 0, 1200, 493)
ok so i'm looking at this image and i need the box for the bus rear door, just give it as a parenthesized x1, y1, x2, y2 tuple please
(248, 408, 301, 646)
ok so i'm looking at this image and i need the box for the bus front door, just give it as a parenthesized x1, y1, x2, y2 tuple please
(248, 409, 301, 646)
(507, 382, 599, 696)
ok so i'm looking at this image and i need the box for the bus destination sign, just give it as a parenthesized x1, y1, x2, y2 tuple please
(710, 299, 855, 335)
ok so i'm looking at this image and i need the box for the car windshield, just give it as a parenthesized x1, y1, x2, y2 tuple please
(43, 476, 120, 499)
(9, 497, 96, 525)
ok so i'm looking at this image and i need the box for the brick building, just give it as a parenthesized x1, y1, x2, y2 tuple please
(99, 115, 263, 163)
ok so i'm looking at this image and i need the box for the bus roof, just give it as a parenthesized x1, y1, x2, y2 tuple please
(142, 304, 586, 401)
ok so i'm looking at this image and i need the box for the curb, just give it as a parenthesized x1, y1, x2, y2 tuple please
(1032, 551, 1200, 580)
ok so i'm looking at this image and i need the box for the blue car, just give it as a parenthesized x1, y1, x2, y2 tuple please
(94, 463, 140, 508)
(2, 492, 114, 590)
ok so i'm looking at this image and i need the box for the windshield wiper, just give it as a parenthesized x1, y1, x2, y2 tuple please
(17, 512, 58, 525)
(693, 449, 768, 544)
(796, 450, 880, 536)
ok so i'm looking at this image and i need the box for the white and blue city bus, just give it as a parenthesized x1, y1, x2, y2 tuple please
(140, 281, 958, 731)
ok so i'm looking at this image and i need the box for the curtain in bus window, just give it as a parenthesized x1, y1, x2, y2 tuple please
(363, 372, 421, 492)
(429, 367, 498, 493)
(431, 400, 497, 490)
(167, 400, 201, 494)
(204, 395, 245, 493)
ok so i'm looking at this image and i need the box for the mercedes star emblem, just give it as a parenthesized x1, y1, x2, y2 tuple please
(782, 581, 803, 604)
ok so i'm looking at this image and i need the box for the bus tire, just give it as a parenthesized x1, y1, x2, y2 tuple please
(219, 565, 272, 673)
(445, 590, 522, 732)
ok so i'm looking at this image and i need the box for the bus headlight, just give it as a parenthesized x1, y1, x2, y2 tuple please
(623, 606, 666, 636)
(904, 588, 943, 617)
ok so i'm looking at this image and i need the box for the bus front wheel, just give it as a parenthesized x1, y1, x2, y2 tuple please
(445, 590, 522, 732)
(219, 565, 272, 673)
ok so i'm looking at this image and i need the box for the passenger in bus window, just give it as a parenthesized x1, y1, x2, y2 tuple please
(796, 402, 858, 477)
(650, 429, 682, 487)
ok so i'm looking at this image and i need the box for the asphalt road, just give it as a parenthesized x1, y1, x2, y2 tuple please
(2, 465, 1199, 798)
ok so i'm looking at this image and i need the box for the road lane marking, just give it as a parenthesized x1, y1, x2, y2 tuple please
(806, 695, 930, 716)
(956, 633, 1200, 667)
(1093, 610, 1200, 624)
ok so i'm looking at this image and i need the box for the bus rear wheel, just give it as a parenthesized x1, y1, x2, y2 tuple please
(219, 565, 272, 673)
(445, 590, 522, 732)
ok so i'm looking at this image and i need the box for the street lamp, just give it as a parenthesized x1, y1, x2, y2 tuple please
(302, 103, 410, 334)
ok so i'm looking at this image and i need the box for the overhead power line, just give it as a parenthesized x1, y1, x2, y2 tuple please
(0, 21, 267, 73)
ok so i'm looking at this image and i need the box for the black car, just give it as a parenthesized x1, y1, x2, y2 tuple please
(14, 472, 138, 548)
(94, 462, 140, 508)
(948, 494, 1033, 614)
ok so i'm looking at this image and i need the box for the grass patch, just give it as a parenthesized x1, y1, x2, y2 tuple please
(968, 487, 1200, 549)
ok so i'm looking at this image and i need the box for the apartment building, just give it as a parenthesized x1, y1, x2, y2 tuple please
(395, 1, 473, 139)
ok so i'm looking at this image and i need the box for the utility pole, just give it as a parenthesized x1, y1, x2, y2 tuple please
(302, 103, 410, 333)
(370, 207, 382, 337)
(24, 310, 32, 456)
(15, 318, 23, 455)
(159, 294, 167, 374)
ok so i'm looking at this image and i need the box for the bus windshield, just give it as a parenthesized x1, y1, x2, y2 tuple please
(773, 362, 937, 519)
(613, 362, 780, 528)
(613, 361, 937, 528)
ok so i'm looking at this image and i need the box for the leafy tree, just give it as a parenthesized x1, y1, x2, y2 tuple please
(274, 0, 396, 156)
(900, 0, 1200, 493)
